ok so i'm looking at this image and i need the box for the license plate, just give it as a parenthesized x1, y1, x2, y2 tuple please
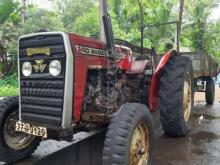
(15, 121, 47, 138)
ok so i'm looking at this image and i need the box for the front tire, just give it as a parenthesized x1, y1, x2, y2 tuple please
(0, 97, 40, 164)
(205, 78, 215, 105)
(159, 56, 193, 136)
(103, 103, 154, 165)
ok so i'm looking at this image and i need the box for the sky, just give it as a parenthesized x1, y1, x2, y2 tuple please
(209, 1, 220, 21)
(30, 0, 220, 21)
(28, 0, 55, 11)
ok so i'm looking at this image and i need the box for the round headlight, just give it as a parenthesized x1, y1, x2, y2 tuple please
(49, 60, 61, 76)
(22, 62, 32, 77)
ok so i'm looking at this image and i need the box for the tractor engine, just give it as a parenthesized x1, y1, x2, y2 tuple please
(83, 70, 126, 114)
(83, 70, 151, 114)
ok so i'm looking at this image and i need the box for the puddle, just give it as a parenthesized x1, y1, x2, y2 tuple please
(193, 113, 220, 120)
(190, 131, 220, 156)
(191, 147, 208, 155)
(190, 131, 220, 143)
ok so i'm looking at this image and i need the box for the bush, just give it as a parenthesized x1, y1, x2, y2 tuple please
(0, 73, 18, 87)
(0, 73, 18, 96)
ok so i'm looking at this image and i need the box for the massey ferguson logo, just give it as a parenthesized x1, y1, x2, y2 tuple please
(33, 60, 46, 73)
(76, 45, 105, 56)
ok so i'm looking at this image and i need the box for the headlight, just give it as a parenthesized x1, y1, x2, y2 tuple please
(49, 60, 61, 76)
(22, 62, 32, 77)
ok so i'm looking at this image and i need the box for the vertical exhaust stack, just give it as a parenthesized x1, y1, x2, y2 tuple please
(99, 0, 116, 61)
(99, 0, 107, 43)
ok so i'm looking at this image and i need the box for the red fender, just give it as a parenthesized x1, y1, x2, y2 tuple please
(149, 50, 178, 112)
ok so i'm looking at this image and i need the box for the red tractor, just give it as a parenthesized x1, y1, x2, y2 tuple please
(0, 0, 193, 164)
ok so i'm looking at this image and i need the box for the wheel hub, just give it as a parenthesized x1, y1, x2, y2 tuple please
(183, 79, 192, 122)
(130, 122, 149, 165)
(3, 112, 35, 150)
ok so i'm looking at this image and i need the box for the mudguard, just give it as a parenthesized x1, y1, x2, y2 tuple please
(149, 50, 178, 112)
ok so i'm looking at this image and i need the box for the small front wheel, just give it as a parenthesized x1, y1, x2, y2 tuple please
(0, 97, 40, 164)
(103, 103, 154, 165)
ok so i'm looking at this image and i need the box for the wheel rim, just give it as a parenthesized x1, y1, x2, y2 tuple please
(130, 122, 149, 165)
(3, 112, 35, 150)
(183, 79, 192, 122)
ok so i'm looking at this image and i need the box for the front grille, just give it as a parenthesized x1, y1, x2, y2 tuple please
(19, 34, 66, 126)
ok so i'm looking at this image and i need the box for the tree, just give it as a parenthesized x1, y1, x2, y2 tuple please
(186, 0, 217, 50)
(181, 0, 220, 63)
(108, 0, 178, 52)
(73, 6, 100, 37)
(205, 21, 220, 63)
(57, 0, 97, 31)
(22, 7, 64, 34)
(0, 0, 20, 76)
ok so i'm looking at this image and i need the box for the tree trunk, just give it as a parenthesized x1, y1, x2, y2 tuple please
(21, 0, 27, 25)
(0, 43, 6, 78)
(137, 0, 144, 55)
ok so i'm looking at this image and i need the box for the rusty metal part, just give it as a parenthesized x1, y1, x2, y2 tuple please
(130, 121, 149, 165)
(183, 79, 192, 122)
(81, 112, 111, 123)
(3, 112, 35, 150)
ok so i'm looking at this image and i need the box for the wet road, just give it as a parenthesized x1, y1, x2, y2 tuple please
(153, 86, 220, 165)
(15, 86, 220, 165)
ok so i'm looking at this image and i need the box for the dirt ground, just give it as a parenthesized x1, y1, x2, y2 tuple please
(194, 85, 220, 103)
(153, 85, 220, 165)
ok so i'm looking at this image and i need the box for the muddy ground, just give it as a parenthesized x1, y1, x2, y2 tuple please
(153, 86, 220, 165)
(14, 86, 220, 165)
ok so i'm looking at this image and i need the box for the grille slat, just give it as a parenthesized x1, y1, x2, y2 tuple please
(19, 34, 66, 126)
(21, 80, 64, 89)
(22, 113, 61, 126)
(19, 35, 63, 48)
(22, 105, 62, 116)
(21, 88, 63, 98)
(21, 96, 63, 107)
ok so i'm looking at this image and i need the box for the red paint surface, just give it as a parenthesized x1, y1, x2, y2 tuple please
(69, 33, 133, 121)
(68, 33, 177, 120)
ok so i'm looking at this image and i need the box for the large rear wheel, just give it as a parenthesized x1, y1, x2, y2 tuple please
(159, 56, 193, 136)
(102, 103, 154, 165)
(0, 97, 40, 164)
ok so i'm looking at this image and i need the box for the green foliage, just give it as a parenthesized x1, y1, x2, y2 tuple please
(0, 73, 18, 96)
(0, 86, 18, 96)
(73, 6, 99, 37)
(108, 0, 179, 52)
(58, 0, 97, 31)
(181, 0, 220, 63)
(205, 21, 220, 63)
(22, 7, 64, 34)
(0, 0, 17, 25)
(0, 0, 21, 76)
(0, 73, 18, 87)
(0, 0, 219, 73)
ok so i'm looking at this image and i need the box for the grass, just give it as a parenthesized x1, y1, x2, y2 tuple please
(0, 73, 18, 97)
(0, 86, 18, 96)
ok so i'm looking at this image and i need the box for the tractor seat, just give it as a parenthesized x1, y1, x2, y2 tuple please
(134, 55, 151, 61)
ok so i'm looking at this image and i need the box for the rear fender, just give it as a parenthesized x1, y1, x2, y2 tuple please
(149, 50, 178, 112)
